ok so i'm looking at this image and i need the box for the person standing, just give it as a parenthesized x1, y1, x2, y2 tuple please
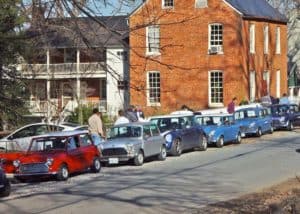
(227, 97, 237, 114)
(88, 108, 105, 146)
(114, 109, 130, 125)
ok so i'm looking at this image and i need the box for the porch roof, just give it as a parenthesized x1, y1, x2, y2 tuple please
(27, 16, 129, 49)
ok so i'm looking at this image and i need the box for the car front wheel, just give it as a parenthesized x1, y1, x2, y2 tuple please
(134, 150, 144, 166)
(236, 132, 242, 144)
(216, 136, 224, 148)
(287, 121, 294, 131)
(171, 139, 182, 156)
(91, 157, 101, 173)
(157, 145, 167, 161)
(57, 164, 69, 181)
(256, 127, 262, 137)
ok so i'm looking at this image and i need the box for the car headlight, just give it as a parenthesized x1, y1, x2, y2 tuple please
(249, 122, 256, 127)
(46, 158, 54, 166)
(126, 144, 134, 153)
(165, 134, 172, 143)
(13, 160, 20, 168)
(209, 130, 215, 137)
(280, 116, 285, 122)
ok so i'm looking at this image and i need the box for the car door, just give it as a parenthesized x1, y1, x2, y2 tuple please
(222, 116, 233, 142)
(142, 125, 157, 157)
(78, 133, 96, 167)
(149, 124, 164, 155)
(179, 116, 197, 150)
(66, 136, 85, 172)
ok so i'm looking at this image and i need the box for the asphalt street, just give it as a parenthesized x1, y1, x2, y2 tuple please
(0, 130, 300, 214)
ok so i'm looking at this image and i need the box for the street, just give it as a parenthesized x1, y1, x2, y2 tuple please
(1, 130, 300, 214)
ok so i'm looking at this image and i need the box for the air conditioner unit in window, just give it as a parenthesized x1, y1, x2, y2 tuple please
(209, 46, 223, 54)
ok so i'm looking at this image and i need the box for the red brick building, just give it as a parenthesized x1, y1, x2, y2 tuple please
(129, 0, 288, 115)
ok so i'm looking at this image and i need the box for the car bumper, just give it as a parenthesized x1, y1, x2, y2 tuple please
(14, 172, 57, 177)
(240, 126, 257, 135)
(100, 155, 135, 164)
(273, 120, 289, 129)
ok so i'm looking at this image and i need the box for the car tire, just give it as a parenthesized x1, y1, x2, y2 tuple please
(56, 164, 69, 181)
(171, 138, 182, 156)
(216, 136, 224, 148)
(256, 127, 262, 137)
(269, 125, 274, 134)
(199, 135, 208, 151)
(134, 150, 144, 166)
(236, 132, 242, 144)
(0, 179, 10, 197)
(91, 157, 101, 173)
(157, 145, 167, 161)
(287, 121, 294, 131)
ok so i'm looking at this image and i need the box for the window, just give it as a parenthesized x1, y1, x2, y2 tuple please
(264, 25, 269, 54)
(162, 0, 174, 8)
(209, 71, 223, 105)
(276, 70, 281, 98)
(209, 23, 223, 54)
(195, 0, 207, 8)
(250, 24, 255, 53)
(263, 71, 270, 94)
(147, 71, 161, 106)
(249, 71, 256, 102)
(150, 124, 160, 136)
(276, 27, 281, 54)
(147, 25, 160, 54)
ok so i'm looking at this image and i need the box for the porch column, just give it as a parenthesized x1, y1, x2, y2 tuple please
(46, 49, 51, 122)
(76, 49, 80, 100)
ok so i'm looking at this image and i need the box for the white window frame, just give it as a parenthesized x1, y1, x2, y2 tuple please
(195, 0, 208, 8)
(249, 24, 255, 54)
(208, 23, 223, 54)
(249, 71, 256, 102)
(147, 71, 161, 106)
(264, 25, 269, 54)
(146, 25, 160, 56)
(276, 70, 281, 98)
(162, 0, 174, 9)
(276, 27, 281, 54)
(208, 70, 224, 107)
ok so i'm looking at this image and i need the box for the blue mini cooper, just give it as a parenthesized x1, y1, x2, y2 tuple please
(149, 114, 207, 156)
(193, 114, 242, 148)
(234, 107, 273, 137)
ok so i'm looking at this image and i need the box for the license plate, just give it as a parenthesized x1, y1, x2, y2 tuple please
(108, 158, 119, 164)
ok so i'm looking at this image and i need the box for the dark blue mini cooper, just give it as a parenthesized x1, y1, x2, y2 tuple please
(267, 104, 300, 130)
(149, 114, 207, 156)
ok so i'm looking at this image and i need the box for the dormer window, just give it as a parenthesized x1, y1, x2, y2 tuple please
(162, 0, 174, 8)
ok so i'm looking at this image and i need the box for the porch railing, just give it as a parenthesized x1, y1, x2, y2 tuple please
(20, 62, 106, 75)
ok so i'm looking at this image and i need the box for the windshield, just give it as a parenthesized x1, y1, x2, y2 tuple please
(29, 137, 66, 152)
(0, 141, 24, 153)
(108, 126, 142, 139)
(195, 116, 222, 126)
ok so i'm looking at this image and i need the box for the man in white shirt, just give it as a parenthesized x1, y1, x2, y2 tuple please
(114, 109, 130, 125)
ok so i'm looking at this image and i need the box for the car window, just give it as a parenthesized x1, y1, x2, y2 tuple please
(258, 110, 263, 118)
(30, 137, 66, 151)
(11, 126, 36, 139)
(143, 125, 152, 138)
(80, 134, 93, 146)
(246, 110, 257, 118)
(150, 124, 160, 136)
(194, 117, 203, 125)
(67, 136, 80, 150)
(108, 126, 142, 138)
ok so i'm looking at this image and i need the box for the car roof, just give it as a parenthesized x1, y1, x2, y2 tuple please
(112, 121, 153, 127)
(148, 114, 194, 119)
(31, 130, 89, 139)
(195, 113, 233, 117)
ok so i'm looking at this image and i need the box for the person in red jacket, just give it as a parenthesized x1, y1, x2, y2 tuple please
(227, 97, 237, 114)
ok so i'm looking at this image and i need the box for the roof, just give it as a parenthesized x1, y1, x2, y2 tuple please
(28, 16, 129, 48)
(195, 113, 233, 117)
(148, 114, 194, 120)
(32, 130, 89, 139)
(225, 0, 287, 23)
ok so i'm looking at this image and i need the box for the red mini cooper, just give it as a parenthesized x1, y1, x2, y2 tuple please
(13, 130, 101, 181)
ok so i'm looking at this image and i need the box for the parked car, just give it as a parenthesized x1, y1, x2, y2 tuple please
(0, 164, 10, 197)
(0, 122, 86, 151)
(149, 114, 207, 156)
(13, 130, 101, 181)
(268, 104, 300, 130)
(194, 114, 242, 147)
(234, 107, 273, 137)
(0, 140, 26, 174)
(100, 122, 166, 166)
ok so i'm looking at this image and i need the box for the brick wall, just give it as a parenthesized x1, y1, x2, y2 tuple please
(129, 0, 287, 115)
